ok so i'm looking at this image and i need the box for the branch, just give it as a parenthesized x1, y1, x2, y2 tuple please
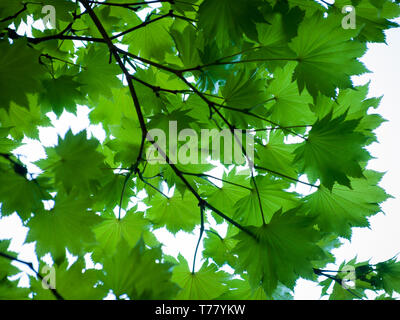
(78, 0, 257, 240)
(0, 251, 64, 300)
(254, 165, 319, 189)
(180, 172, 253, 191)
(0, 3, 28, 23)
(192, 203, 205, 274)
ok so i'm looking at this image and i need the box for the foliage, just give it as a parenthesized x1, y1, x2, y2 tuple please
(0, 0, 399, 300)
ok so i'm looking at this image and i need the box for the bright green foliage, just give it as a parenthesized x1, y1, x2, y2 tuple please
(171, 254, 230, 299)
(255, 131, 298, 179)
(0, 0, 398, 301)
(304, 170, 390, 239)
(198, 0, 265, 47)
(0, 40, 45, 109)
(93, 209, 157, 258)
(101, 240, 178, 299)
(289, 13, 368, 99)
(39, 76, 85, 116)
(31, 259, 106, 300)
(375, 259, 400, 295)
(234, 176, 299, 225)
(294, 112, 370, 189)
(233, 209, 325, 295)
(37, 130, 105, 193)
(145, 190, 199, 234)
(26, 193, 101, 263)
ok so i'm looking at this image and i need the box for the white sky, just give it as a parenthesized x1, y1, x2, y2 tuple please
(0, 4, 399, 300)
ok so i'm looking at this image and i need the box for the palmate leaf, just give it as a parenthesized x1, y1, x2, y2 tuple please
(264, 62, 315, 128)
(93, 209, 158, 259)
(233, 209, 325, 296)
(294, 112, 371, 190)
(37, 130, 106, 194)
(221, 68, 268, 110)
(145, 190, 199, 234)
(333, 0, 400, 43)
(255, 131, 298, 180)
(304, 170, 390, 239)
(125, 17, 175, 61)
(0, 94, 51, 140)
(171, 254, 231, 299)
(31, 259, 106, 300)
(0, 170, 50, 221)
(198, 0, 265, 48)
(376, 258, 400, 295)
(0, 40, 45, 110)
(101, 239, 178, 299)
(26, 193, 101, 263)
(39, 75, 85, 116)
(233, 175, 300, 226)
(289, 13, 368, 99)
(76, 45, 122, 102)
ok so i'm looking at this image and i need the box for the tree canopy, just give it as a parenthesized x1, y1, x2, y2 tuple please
(0, 0, 399, 300)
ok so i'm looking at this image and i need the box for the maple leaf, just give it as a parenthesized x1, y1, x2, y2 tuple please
(101, 240, 178, 299)
(198, 0, 265, 47)
(145, 190, 199, 234)
(171, 254, 231, 299)
(39, 75, 85, 116)
(234, 175, 300, 225)
(93, 209, 157, 259)
(30, 259, 106, 300)
(26, 193, 101, 263)
(0, 172, 50, 221)
(294, 112, 370, 189)
(233, 209, 325, 295)
(304, 170, 390, 239)
(37, 130, 105, 193)
(76, 45, 122, 102)
(289, 13, 368, 98)
(0, 40, 45, 109)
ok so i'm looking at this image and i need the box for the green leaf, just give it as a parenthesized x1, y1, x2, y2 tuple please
(304, 170, 390, 238)
(264, 62, 315, 128)
(289, 13, 368, 98)
(31, 259, 106, 300)
(171, 254, 230, 299)
(26, 193, 100, 262)
(101, 239, 178, 299)
(203, 229, 237, 267)
(255, 131, 298, 180)
(198, 0, 265, 47)
(293, 112, 370, 189)
(76, 45, 122, 102)
(125, 17, 174, 61)
(221, 68, 268, 110)
(334, 0, 400, 43)
(0, 172, 50, 221)
(0, 40, 45, 110)
(376, 258, 400, 295)
(37, 130, 105, 193)
(145, 190, 199, 234)
(39, 75, 85, 116)
(93, 209, 157, 258)
(0, 94, 51, 140)
(234, 175, 300, 225)
(233, 209, 325, 295)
